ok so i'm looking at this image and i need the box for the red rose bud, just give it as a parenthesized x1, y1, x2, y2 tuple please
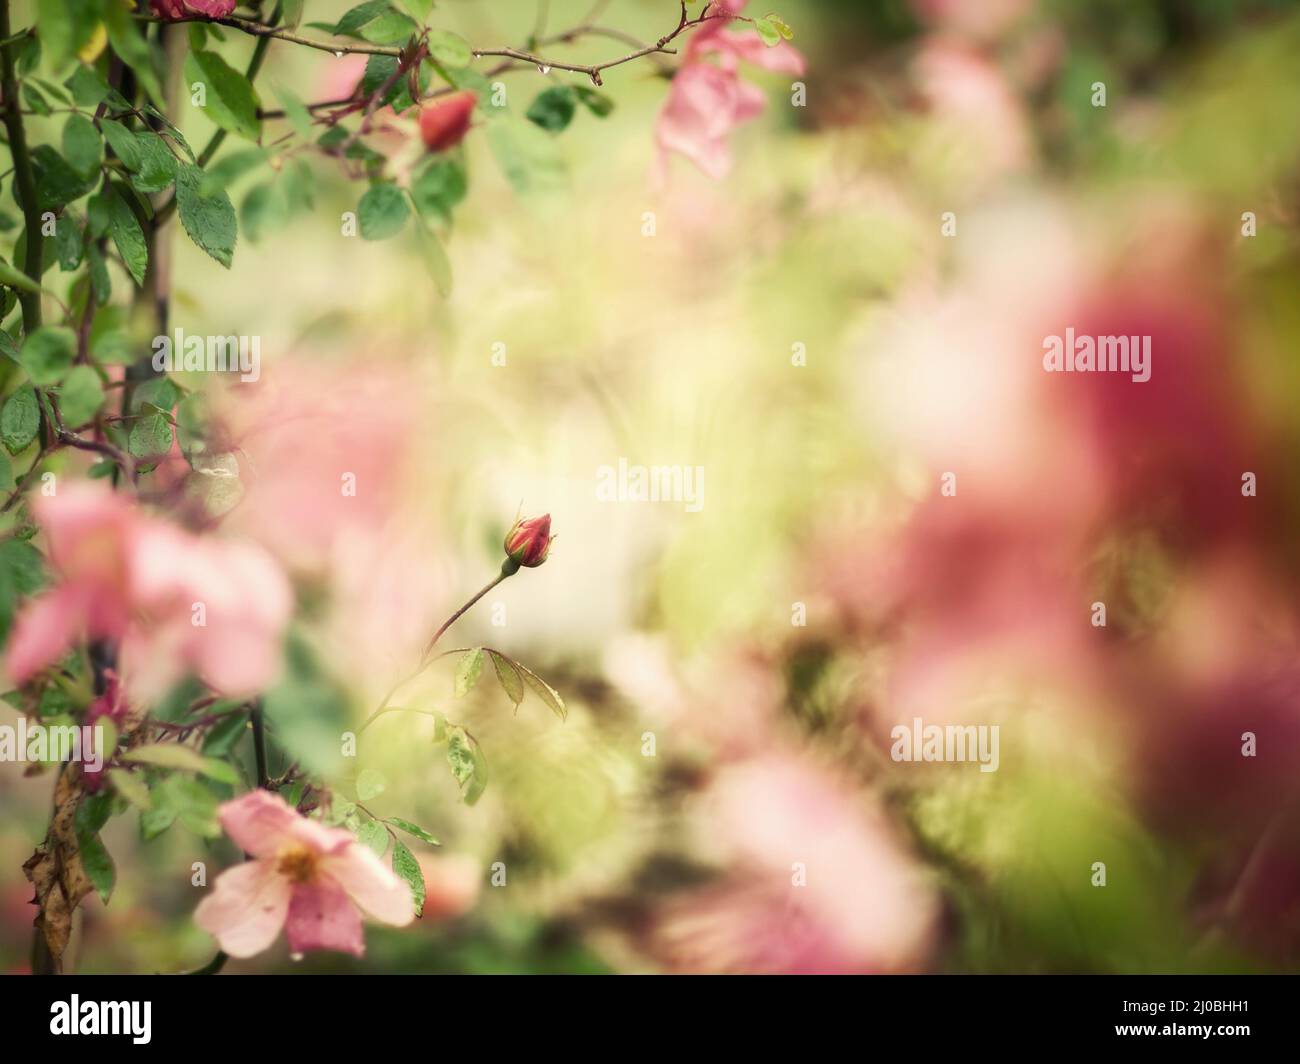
(419, 91, 477, 153)
(150, 0, 237, 18)
(504, 514, 553, 568)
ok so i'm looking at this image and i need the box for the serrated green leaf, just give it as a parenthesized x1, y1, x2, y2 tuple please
(516, 662, 567, 721)
(1, 389, 40, 454)
(107, 187, 147, 286)
(385, 817, 440, 845)
(391, 838, 425, 916)
(488, 649, 524, 708)
(185, 49, 261, 141)
(18, 327, 75, 387)
(128, 412, 174, 458)
(175, 164, 237, 268)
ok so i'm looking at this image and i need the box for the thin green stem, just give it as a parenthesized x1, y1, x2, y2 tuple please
(0, 0, 42, 334)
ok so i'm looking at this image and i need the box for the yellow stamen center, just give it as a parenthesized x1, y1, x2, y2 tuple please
(275, 844, 319, 884)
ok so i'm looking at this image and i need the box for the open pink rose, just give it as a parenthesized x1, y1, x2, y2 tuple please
(3, 485, 292, 700)
(655, 0, 806, 181)
(195, 791, 414, 958)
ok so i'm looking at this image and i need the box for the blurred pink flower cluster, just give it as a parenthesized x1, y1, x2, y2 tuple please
(4, 485, 291, 702)
(655, 0, 806, 182)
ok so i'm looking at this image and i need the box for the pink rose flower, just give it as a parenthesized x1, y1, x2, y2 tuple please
(655, 0, 806, 181)
(3, 485, 292, 700)
(195, 791, 414, 958)
(149, 0, 237, 20)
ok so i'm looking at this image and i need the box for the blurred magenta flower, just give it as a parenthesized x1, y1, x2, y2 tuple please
(195, 791, 413, 958)
(504, 513, 554, 568)
(655, 0, 805, 181)
(4, 485, 292, 701)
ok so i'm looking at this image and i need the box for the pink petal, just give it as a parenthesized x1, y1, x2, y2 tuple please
(193, 859, 291, 958)
(4, 585, 90, 683)
(322, 845, 416, 927)
(285, 878, 365, 956)
(218, 790, 354, 860)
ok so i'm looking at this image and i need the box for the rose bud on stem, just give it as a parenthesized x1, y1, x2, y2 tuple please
(419, 90, 477, 153)
(422, 514, 553, 654)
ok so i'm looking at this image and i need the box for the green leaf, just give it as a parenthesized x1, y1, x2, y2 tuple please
(98, 119, 142, 171)
(454, 647, 484, 697)
(464, 742, 488, 805)
(108, 768, 152, 811)
(185, 50, 262, 141)
(357, 183, 409, 240)
(486, 115, 565, 196)
(1, 388, 40, 454)
(200, 148, 268, 198)
(66, 64, 110, 108)
(104, 0, 163, 105)
(200, 711, 248, 757)
(272, 82, 314, 141)
(357, 819, 389, 856)
(753, 17, 781, 47)
(526, 86, 577, 133)
(446, 727, 475, 787)
(122, 743, 239, 784)
(516, 662, 567, 721)
(18, 327, 75, 387)
(409, 156, 467, 224)
(56, 365, 104, 428)
(329, 1, 394, 37)
(175, 164, 237, 268)
(356, 767, 387, 801)
(413, 214, 452, 297)
(239, 181, 290, 244)
(23, 145, 98, 212)
(62, 114, 102, 180)
(129, 132, 179, 195)
(488, 650, 525, 709)
(361, 10, 419, 45)
(56, 213, 84, 271)
(128, 412, 174, 458)
(106, 187, 147, 286)
(385, 817, 440, 845)
(391, 838, 425, 916)
(427, 30, 472, 68)
(77, 832, 116, 905)
(574, 85, 615, 118)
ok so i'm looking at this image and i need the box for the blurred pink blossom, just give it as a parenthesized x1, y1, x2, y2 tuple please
(195, 791, 413, 958)
(652, 752, 939, 973)
(3, 485, 292, 701)
(655, 0, 805, 181)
